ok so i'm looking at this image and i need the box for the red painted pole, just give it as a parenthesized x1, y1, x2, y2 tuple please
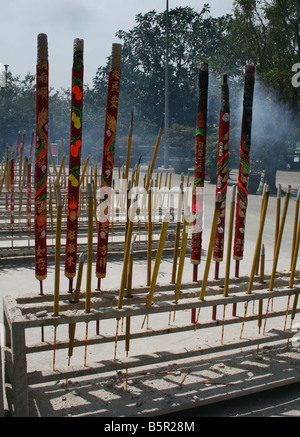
(64, 39, 84, 292)
(233, 65, 255, 277)
(212, 73, 230, 320)
(96, 44, 122, 284)
(191, 62, 208, 324)
(34, 33, 49, 290)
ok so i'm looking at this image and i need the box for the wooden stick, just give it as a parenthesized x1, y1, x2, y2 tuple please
(83, 184, 94, 366)
(145, 114, 165, 191)
(269, 185, 291, 291)
(199, 193, 222, 301)
(247, 186, 269, 294)
(290, 189, 300, 271)
(48, 142, 58, 176)
(174, 218, 190, 303)
(85, 184, 94, 314)
(224, 186, 236, 297)
(274, 184, 281, 258)
(146, 215, 170, 308)
(52, 184, 63, 371)
(125, 111, 133, 180)
(67, 253, 85, 362)
(260, 244, 265, 284)
(147, 183, 152, 286)
(53, 184, 63, 317)
(118, 205, 135, 310)
(171, 182, 183, 284)
(79, 156, 90, 186)
(289, 212, 300, 289)
(55, 154, 66, 187)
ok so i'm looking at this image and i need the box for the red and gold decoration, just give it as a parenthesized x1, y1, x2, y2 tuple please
(233, 65, 255, 274)
(191, 62, 208, 277)
(213, 74, 230, 273)
(34, 33, 49, 283)
(27, 130, 34, 231)
(65, 39, 84, 282)
(96, 43, 122, 281)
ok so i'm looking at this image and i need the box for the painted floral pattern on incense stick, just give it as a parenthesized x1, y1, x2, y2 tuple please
(35, 34, 48, 281)
(65, 39, 84, 279)
(96, 44, 122, 279)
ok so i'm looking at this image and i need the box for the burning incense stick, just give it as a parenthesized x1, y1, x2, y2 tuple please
(96, 43, 122, 282)
(191, 63, 208, 279)
(35, 34, 49, 287)
(233, 65, 255, 278)
(65, 39, 84, 289)
(213, 73, 230, 279)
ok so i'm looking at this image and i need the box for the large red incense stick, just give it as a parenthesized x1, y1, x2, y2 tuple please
(65, 39, 84, 290)
(213, 74, 230, 277)
(190, 63, 208, 324)
(14, 132, 21, 160)
(34, 33, 49, 289)
(27, 131, 34, 235)
(233, 65, 255, 279)
(191, 62, 208, 279)
(10, 153, 14, 240)
(96, 44, 122, 284)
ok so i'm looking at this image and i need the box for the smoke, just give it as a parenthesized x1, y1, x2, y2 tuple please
(251, 78, 297, 172)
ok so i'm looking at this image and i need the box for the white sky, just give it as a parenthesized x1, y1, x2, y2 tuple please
(0, 0, 234, 90)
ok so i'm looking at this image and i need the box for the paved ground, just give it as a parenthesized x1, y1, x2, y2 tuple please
(0, 169, 299, 417)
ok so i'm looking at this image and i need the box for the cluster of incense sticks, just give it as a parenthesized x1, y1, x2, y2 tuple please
(0, 35, 300, 394)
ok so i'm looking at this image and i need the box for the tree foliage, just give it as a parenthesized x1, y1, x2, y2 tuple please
(0, 2, 299, 181)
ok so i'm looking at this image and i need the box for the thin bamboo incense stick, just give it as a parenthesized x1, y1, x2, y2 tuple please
(174, 217, 190, 303)
(247, 186, 269, 295)
(269, 185, 291, 291)
(199, 193, 222, 301)
(147, 183, 153, 286)
(53, 184, 63, 318)
(290, 189, 300, 271)
(224, 186, 236, 297)
(53, 184, 63, 371)
(289, 213, 300, 289)
(274, 184, 281, 258)
(79, 156, 90, 186)
(145, 114, 165, 192)
(146, 214, 170, 308)
(84, 184, 94, 366)
(125, 111, 133, 180)
(171, 182, 183, 285)
(67, 253, 85, 368)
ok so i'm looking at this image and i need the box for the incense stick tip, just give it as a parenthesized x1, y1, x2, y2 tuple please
(73, 38, 84, 59)
(37, 33, 48, 62)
